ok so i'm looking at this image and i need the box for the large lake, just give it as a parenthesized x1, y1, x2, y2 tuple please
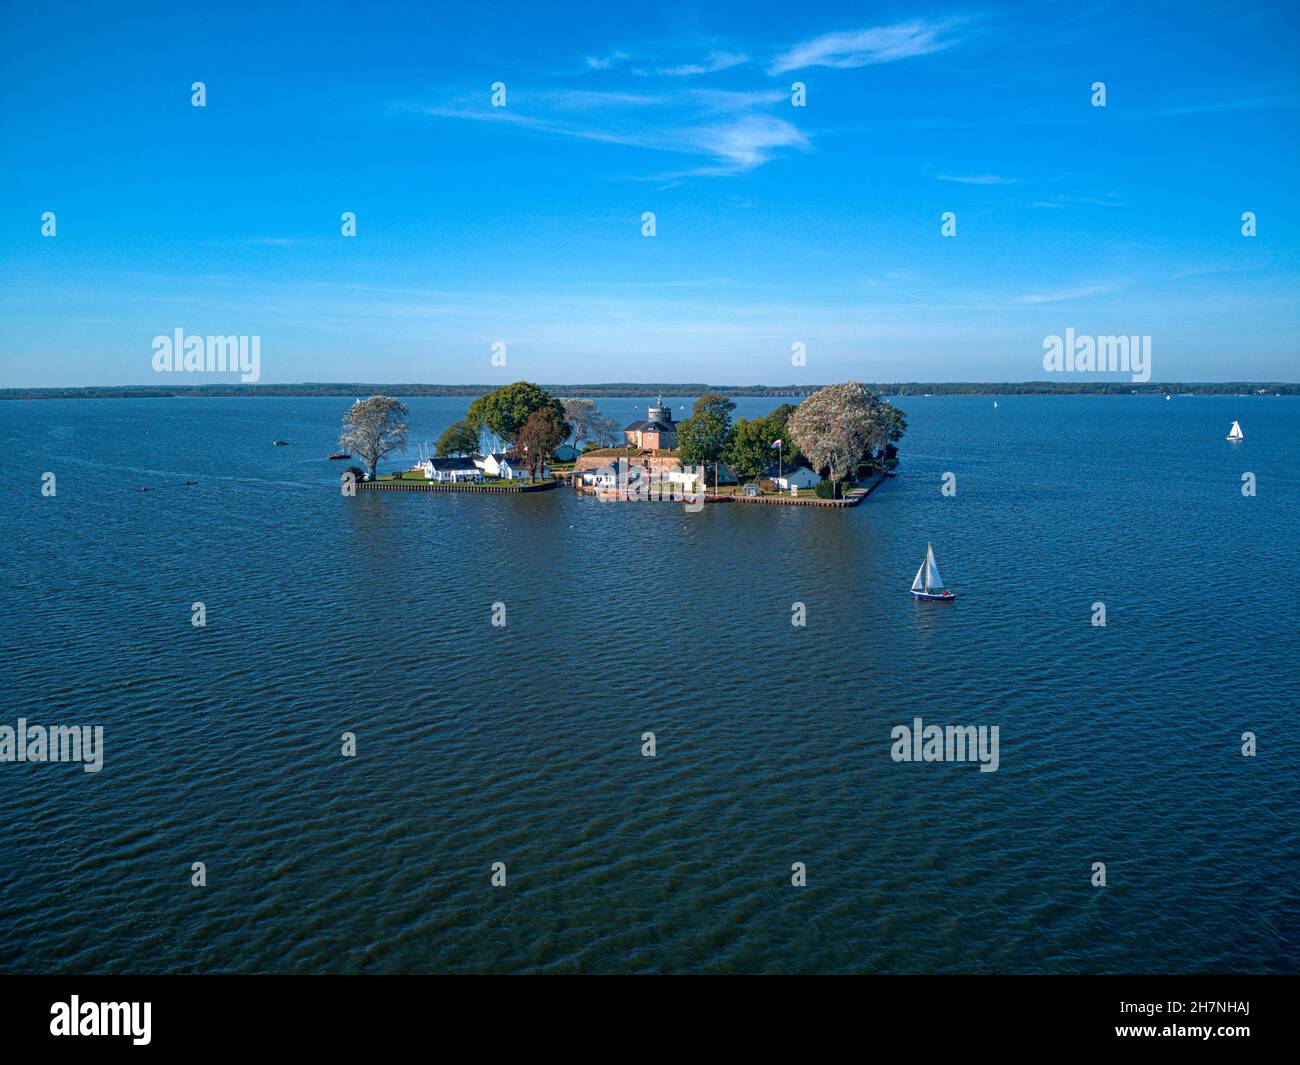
(2, 394, 1297, 973)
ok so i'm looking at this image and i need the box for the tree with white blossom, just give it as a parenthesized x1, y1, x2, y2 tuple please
(787, 382, 894, 496)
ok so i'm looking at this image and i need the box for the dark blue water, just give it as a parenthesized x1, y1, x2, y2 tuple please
(2, 394, 1297, 973)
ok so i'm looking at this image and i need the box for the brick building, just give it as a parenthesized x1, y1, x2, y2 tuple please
(623, 400, 679, 450)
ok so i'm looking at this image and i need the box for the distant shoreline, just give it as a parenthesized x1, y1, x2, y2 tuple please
(3, 381, 1297, 400)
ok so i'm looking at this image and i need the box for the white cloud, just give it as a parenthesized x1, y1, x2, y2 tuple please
(651, 51, 749, 77)
(689, 114, 809, 171)
(1012, 282, 1121, 304)
(936, 172, 1016, 185)
(415, 86, 808, 177)
(770, 20, 961, 74)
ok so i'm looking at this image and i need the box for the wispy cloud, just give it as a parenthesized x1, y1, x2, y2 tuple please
(683, 115, 809, 173)
(414, 85, 808, 177)
(936, 172, 1017, 185)
(581, 46, 747, 78)
(1012, 282, 1122, 305)
(1030, 193, 1123, 209)
(645, 51, 749, 77)
(770, 20, 963, 74)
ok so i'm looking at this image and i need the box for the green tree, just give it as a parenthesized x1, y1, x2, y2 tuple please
(722, 417, 771, 482)
(339, 396, 409, 480)
(465, 382, 569, 447)
(678, 392, 735, 466)
(722, 403, 803, 482)
(692, 392, 736, 426)
(678, 410, 728, 466)
(435, 419, 479, 456)
(882, 404, 908, 444)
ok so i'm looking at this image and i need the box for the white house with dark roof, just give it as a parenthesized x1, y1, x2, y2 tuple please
(419, 457, 483, 482)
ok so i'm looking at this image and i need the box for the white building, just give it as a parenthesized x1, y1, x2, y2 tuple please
(478, 452, 543, 480)
(420, 457, 483, 482)
(765, 464, 821, 491)
(581, 465, 620, 489)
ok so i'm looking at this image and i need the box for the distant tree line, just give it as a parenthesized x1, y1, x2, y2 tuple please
(8, 381, 1295, 401)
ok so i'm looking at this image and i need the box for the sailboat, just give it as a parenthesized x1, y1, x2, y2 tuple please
(1227, 420, 1244, 442)
(911, 543, 956, 601)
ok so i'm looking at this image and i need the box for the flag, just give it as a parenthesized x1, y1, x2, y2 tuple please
(770, 439, 782, 447)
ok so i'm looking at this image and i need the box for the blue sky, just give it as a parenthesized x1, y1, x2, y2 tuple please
(1, 0, 1297, 386)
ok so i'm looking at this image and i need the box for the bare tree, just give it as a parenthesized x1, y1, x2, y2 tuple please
(561, 398, 619, 448)
(340, 396, 409, 479)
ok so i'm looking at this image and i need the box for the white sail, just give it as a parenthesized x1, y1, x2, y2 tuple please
(1228, 420, 1243, 440)
(925, 545, 944, 590)
(912, 560, 926, 592)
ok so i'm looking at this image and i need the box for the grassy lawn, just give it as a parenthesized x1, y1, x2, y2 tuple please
(710, 483, 825, 498)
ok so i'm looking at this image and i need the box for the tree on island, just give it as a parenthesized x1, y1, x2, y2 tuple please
(435, 419, 479, 457)
(882, 404, 908, 445)
(561, 398, 619, 449)
(787, 382, 894, 497)
(724, 403, 803, 482)
(466, 381, 569, 449)
(339, 396, 409, 480)
(677, 392, 736, 466)
(515, 408, 566, 480)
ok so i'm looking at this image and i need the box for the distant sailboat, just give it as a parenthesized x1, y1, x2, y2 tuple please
(1227, 420, 1244, 442)
(911, 543, 956, 601)
(993, 401, 998, 408)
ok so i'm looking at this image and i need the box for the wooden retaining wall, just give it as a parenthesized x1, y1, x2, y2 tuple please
(358, 479, 558, 494)
(575, 472, 889, 507)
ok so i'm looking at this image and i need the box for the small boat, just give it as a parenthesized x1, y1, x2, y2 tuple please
(911, 543, 956, 601)
(328, 451, 351, 460)
(993, 401, 998, 408)
(1226, 420, 1243, 442)
(273, 440, 289, 446)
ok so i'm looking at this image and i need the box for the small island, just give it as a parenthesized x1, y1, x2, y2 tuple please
(338, 381, 905, 506)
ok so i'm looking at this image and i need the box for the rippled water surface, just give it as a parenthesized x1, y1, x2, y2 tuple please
(2, 394, 1297, 973)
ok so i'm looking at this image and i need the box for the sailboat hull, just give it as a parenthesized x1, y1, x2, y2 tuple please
(911, 590, 956, 601)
